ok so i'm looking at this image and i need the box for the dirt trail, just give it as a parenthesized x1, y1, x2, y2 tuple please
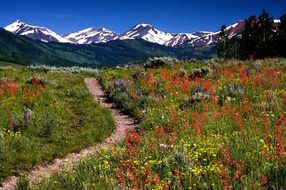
(1, 78, 137, 190)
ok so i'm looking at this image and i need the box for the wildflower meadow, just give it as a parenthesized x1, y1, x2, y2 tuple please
(0, 65, 114, 183)
(24, 58, 286, 189)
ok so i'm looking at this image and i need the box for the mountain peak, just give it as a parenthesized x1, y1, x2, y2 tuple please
(15, 19, 23, 23)
(5, 20, 71, 43)
(134, 23, 152, 28)
(64, 27, 119, 44)
(120, 23, 174, 45)
(131, 23, 154, 31)
(5, 20, 26, 33)
(11, 19, 24, 24)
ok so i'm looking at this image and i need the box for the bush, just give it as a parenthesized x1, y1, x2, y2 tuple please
(219, 83, 245, 105)
(189, 86, 211, 107)
(189, 67, 210, 80)
(28, 65, 98, 74)
(26, 76, 48, 87)
(144, 57, 180, 69)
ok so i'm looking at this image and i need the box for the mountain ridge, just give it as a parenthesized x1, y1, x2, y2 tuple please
(4, 20, 216, 47)
(0, 28, 214, 67)
(4, 20, 72, 43)
(3, 19, 281, 48)
(64, 27, 119, 44)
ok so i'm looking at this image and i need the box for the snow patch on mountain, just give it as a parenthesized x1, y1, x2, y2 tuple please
(120, 23, 174, 45)
(5, 20, 71, 43)
(164, 33, 200, 47)
(64, 27, 119, 44)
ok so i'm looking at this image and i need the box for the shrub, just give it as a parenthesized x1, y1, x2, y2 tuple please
(26, 76, 48, 87)
(189, 86, 211, 107)
(219, 83, 245, 104)
(144, 57, 179, 69)
(28, 65, 98, 74)
(189, 67, 210, 80)
(39, 113, 56, 138)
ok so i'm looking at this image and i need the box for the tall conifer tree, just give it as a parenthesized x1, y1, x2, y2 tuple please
(278, 12, 286, 57)
(256, 9, 275, 58)
(241, 16, 258, 59)
(217, 25, 228, 59)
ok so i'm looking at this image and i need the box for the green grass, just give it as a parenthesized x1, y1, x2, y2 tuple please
(0, 65, 115, 183)
(17, 58, 286, 189)
(17, 148, 121, 190)
(0, 61, 24, 68)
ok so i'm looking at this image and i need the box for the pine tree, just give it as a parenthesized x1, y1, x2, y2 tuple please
(241, 16, 258, 59)
(217, 25, 228, 59)
(278, 12, 286, 57)
(216, 25, 240, 59)
(228, 38, 240, 58)
(256, 9, 275, 58)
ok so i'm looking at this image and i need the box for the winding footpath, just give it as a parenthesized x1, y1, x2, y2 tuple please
(1, 78, 137, 190)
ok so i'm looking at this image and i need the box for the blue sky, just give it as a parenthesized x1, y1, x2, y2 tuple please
(0, 0, 285, 35)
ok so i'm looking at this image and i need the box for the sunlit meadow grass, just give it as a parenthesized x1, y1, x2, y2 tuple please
(20, 58, 286, 189)
(0, 65, 115, 183)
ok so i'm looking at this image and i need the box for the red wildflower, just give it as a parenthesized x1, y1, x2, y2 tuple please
(238, 66, 248, 84)
(202, 100, 209, 112)
(203, 80, 214, 91)
(124, 160, 131, 168)
(144, 166, 151, 185)
(25, 90, 33, 99)
(183, 120, 189, 129)
(153, 126, 165, 138)
(153, 174, 160, 185)
(179, 76, 191, 94)
(233, 170, 245, 182)
(220, 172, 229, 190)
(231, 109, 244, 132)
(275, 124, 285, 158)
(126, 168, 134, 181)
(6, 83, 19, 94)
(25, 89, 39, 100)
(221, 69, 235, 80)
(160, 69, 170, 80)
(31, 76, 37, 85)
(170, 106, 176, 121)
(261, 175, 268, 185)
(128, 131, 141, 145)
(116, 168, 125, 188)
(191, 111, 201, 136)
(173, 170, 182, 178)
(126, 143, 136, 157)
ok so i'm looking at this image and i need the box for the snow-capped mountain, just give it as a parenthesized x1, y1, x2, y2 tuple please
(120, 24, 174, 45)
(4, 20, 71, 43)
(4, 19, 281, 47)
(191, 31, 213, 37)
(186, 33, 217, 47)
(164, 33, 200, 47)
(186, 19, 281, 47)
(64, 27, 119, 44)
(225, 20, 246, 38)
(185, 20, 248, 47)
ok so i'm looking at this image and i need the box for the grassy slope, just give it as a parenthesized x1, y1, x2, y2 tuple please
(0, 65, 115, 183)
(27, 58, 286, 189)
